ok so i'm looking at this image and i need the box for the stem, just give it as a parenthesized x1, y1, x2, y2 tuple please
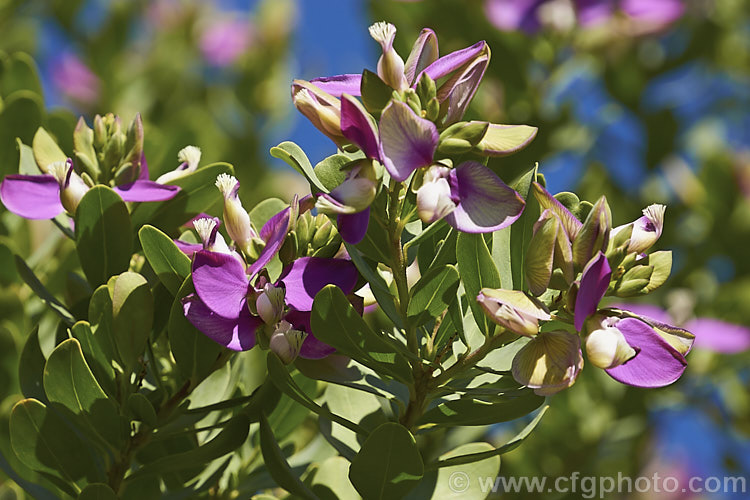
(432, 330, 513, 387)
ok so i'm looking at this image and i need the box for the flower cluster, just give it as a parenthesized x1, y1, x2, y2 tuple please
(178, 175, 358, 363)
(479, 184, 693, 394)
(0, 114, 183, 220)
(292, 22, 538, 243)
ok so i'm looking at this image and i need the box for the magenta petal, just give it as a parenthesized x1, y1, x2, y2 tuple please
(311, 74, 362, 97)
(574, 252, 611, 331)
(192, 250, 249, 319)
(444, 162, 525, 233)
(379, 101, 438, 181)
(113, 180, 180, 202)
(0, 174, 63, 220)
(421, 40, 486, 82)
(405, 28, 439, 85)
(337, 209, 369, 244)
(622, 0, 684, 24)
(278, 257, 358, 312)
(685, 318, 750, 354)
(341, 94, 381, 161)
(175, 240, 203, 255)
(605, 318, 687, 387)
(249, 207, 291, 277)
(285, 309, 335, 359)
(138, 152, 150, 180)
(183, 294, 260, 351)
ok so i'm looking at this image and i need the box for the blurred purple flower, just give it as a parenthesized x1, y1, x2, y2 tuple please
(200, 18, 253, 67)
(485, 0, 544, 33)
(52, 53, 100, 105)
(621, 0, 685, 26)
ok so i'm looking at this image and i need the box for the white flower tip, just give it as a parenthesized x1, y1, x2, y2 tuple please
(369, 21, 397, 48)
(178, 145, 202, 169)
(215, 173, 239, 198)
(47, 160, 71, 185)
(643, 204, 666, 229)
(193, 217, 218, 246)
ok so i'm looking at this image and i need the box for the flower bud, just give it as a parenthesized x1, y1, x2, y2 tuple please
(256, 283, 285, 325)
(292, 80, 346, 147)
(584, 316, 636, 369)
(48, 159, 89, 214)
(369, 22, 408, 91)
(573, 196, 611, 268)
(416, 165, 457, 224)
(611, 204, 666, 254)
(269, 320, 307, 364)
(477, 288, 550, 337)
(215, 173, 257, 253)
(511, 330, 583, 396)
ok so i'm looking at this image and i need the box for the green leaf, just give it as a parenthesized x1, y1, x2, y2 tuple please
(456, 233, 502, 336)
(139, 225, 191, 295)
(70, 321, 115, 397)
(360, 69, 393, 115)
(0, 52, 43, 97)
(409, 442, 500, 499)
(14, 255, 75, 325)
(408, 265, 460, 325)
(505, 166, 538, 292)
(434, 298, 465, 349)
(88, 284, 118, 366)
(258, 413, 318, 500)
(308, 456, 360, 500)
(78, 483, 118, 500)
(129, 162, 234, 230)
(314, 154, 349, 192)
(268, 370, 318, 440)
(429, 405, 548, 469)
(270, 141, 327, 193)
(168, 277, 223, 384)
(9, 398, 95, 493)
(18, 326, 47, 401)
(344, 243, 403, 328)
(16, 137, 38, 174)
(417, 388, 544, 427)
(127, 393, 158, 427)
(312, 285, 413, 383)
(267, 353, 368, 436)
(32, 127, 67, 172)
(349, 422, 424, 500)
(111, 272, 153, 371)
(249, 198, 287, 230)
(75, 186, 133, 287)
(491, 226, 513, 290)
(126, 413, 251, 479)
(0, 91, 43, 178)
(43, 338, 123, 448)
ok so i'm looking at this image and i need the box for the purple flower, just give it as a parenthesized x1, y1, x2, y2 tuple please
(328, 95, 525, 241)
(574, 251, 612, 331)
(182, 203, 359, 359)
(53, 53, 100, 105)
(601, 317, 688, 387)
(305, 23, 490, 124)
(200, 18, 253, 67)
(621, 0, 684, 26)
(484, 0, 547, 33)
(0, 158, 179, 220)
(615, 303, 750, 355)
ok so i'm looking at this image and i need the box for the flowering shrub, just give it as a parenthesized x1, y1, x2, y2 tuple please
(0, 22, 694, 499)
